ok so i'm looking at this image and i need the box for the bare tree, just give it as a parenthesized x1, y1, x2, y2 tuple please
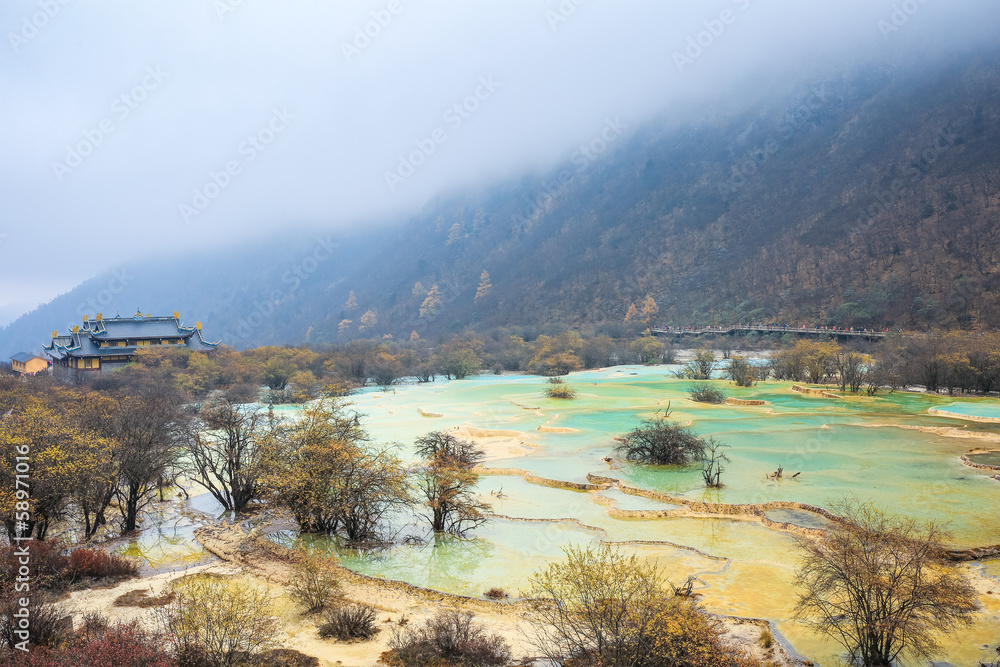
(680, 347, 717, 380)
(265, 399, 411, 541)
(794, 502, 978, 667)
(834, 350, 868, 393)
(614, 407, 707, 466)
(110, 386, 188, 532)
(185, 395, 282, 513)
(726, 354, 764, 387)
(414, 431, 491, 535)
(700, 438, 729, 488)
(330, 442, 412, 542)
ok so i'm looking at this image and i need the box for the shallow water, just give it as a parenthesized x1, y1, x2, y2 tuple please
(970, 452, 1000, 467)
(111, 488, 221, 574)
(939, 400, 1000, 420)
(238, 370, 1000, 664)
(310, 369, 1000, 666)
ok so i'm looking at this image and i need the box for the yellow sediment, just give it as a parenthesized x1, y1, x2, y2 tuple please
(790, 385, 841, 399)
(929, 407, 1000, 423)
(193, 523, 802, 666)
(960, 452, 1000, 471)
(861, 423, 1000, 443)
(487, 513, 609, 539)
(538, 417, 580, 434)
(475, 466, 605, 491)
(475, 467, 836, 539)
(463, 426, 531, 438)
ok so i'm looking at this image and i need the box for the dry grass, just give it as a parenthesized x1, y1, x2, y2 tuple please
(113, 588, 178, 608)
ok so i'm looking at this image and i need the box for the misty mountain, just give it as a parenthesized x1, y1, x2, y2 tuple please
(3, 46, 999, 360)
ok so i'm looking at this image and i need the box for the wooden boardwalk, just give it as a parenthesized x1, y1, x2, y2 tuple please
(650, 325, 887, 340)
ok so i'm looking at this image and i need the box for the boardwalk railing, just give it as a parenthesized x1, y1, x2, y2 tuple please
(651, 325, 887, 340)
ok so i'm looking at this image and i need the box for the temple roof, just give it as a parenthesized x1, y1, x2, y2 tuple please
(44, 313, 220, 360)
(11, 352, 43, 363)
(87, 318, 196, 339)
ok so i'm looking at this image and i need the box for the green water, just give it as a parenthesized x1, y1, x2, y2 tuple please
(273, 367, 1000, 666)
(112, 490, 219, 573)
(939, 401, 1000, 420)
(970, 452, 1000, 467)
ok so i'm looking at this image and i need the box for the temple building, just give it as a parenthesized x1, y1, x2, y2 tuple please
(10, 353, 49, 375)
(44, 310, 219, 373)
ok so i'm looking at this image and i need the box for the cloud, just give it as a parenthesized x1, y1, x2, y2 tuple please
(1, 0, 997, 311)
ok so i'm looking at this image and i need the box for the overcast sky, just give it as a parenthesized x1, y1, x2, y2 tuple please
(1, 0, 998, 324)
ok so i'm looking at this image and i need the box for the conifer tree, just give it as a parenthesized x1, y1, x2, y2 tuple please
(344, 291, 358, 312)
(360, 309, 377, 331)
(475, 270, 492, 303)
(420, 285, 442, 317)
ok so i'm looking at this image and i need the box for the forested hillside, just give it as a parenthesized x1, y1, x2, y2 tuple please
(354, 47, 1000, 338)
(3, 45, 999, 358)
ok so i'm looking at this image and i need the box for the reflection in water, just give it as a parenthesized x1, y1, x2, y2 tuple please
(112, 491, 220, 573)
(147, 369, 1000, 665)
(763, 509, 834, 531)
(333, 369, 1000, 666)
(968, 452, 1000, 467)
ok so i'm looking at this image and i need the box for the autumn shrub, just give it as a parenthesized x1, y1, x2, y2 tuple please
(65, 548, 140, 583)
(1, 621, 172, 667)
(0, 544, 136, 593)
(646, 600, 766, 667)
(383, 611, 510, 667)
(545, 378, 576, 400)
(247, 649, 319, 667)
(288, 553, 342, 613)
(317, 604, 378, 641)
(65, 622, 173, 667)
(154, 574, 279, 667)
(689, 384, 725, 404)
(794, 502, 979, 667)
(526, 545, 763, 667)
(74, 611, 110, 643)
(0, 541, 67, 590)
(113, 588, 177, 608)
(679, 347, 717, 380)
(483, 587, 508, 600)
(0, 594, 68, 651)
(614, 411, 707, 465)
(528, 351, 583, 377)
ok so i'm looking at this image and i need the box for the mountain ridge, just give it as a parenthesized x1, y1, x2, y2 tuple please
(3, 45, 999, 360)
